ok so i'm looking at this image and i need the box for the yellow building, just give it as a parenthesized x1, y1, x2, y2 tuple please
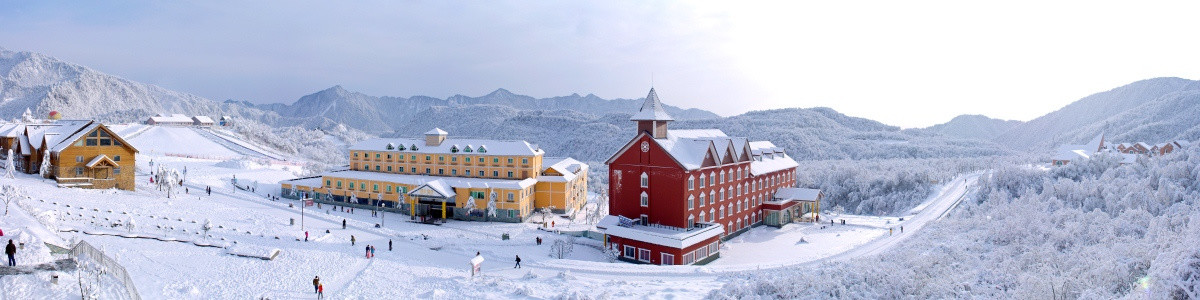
(0, 120, 138, 190)
(281, 128, 588, 222)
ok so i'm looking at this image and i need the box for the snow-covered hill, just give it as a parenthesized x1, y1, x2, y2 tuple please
(993, 77, 1200, 149)
(916, 114, 1023, 141)
(249, 85, 719, 134)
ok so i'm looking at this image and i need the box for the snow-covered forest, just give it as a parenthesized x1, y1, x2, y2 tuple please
(796, 156, 1033, 216)
(713, 147, 1200, 299)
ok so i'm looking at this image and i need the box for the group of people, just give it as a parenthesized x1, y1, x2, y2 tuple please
(312, 276, 324, 299)
(365, 245, 376, 258)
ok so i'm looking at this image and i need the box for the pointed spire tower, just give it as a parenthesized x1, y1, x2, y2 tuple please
(630, 88, 674, 139)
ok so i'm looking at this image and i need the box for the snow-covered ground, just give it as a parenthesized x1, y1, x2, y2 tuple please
(0, 127, 983, 298)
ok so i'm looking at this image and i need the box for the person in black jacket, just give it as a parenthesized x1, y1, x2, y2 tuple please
(5, 240, 16, 266)
(514, 255, 521, 268)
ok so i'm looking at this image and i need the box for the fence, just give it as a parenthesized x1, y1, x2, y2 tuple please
(69, 241, 142, 300)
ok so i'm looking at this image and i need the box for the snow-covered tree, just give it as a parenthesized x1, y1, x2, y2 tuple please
(349, 193, 358, 205)
(463, 196, 476, 212)
(2, 185, 24, 215)
(38, 150, 52, 180)
(202, 219, 213, 239)
(549, 237, 576, 259)
(4, 149, 14, 179)
(486, 191, 498, 218)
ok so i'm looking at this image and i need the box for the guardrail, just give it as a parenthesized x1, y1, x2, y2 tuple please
(70, 241, 141, 300)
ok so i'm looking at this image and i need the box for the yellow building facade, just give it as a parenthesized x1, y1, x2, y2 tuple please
(281, 128, 587, 222)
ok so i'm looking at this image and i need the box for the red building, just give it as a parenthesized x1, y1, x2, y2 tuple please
(598, 88, 803, 265)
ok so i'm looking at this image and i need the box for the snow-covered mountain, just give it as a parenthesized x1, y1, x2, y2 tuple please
(917, 114, 1023, 141)
(383, 105, 1012, 162)
(249, 86, 719, 133)
(993, 77, 1200, 149)
(0, 48, 275, 122)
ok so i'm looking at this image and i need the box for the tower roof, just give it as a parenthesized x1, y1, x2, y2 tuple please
(630, 88, 675, 121)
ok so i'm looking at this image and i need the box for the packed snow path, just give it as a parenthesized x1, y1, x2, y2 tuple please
(189, 128, 284, 160)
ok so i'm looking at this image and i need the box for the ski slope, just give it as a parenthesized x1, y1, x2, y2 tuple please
(127, 126, 242, 158)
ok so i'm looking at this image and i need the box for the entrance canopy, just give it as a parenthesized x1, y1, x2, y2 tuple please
(409, 180, 456, 201)
(85, 154, 119, 168)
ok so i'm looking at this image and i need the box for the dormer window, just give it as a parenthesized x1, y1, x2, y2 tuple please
(411, 144, 419, 151)
(451, 145, 460, 153)
(398, 144, 406, 151)
(478, 145, 487, 153)
(464, 145, 473, 152)
(386, 143, 395, 150)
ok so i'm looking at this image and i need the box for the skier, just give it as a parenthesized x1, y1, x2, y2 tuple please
(514, 255, 521, 268)
(312, 276, 320, 293)
(351, 235, 356, 246)
(388, 239, 392, 251)
(5, 240, 15, 266)
(342, 219, 347, 229)
(305, 231, 309, 242)
(318, 284, 324, 299)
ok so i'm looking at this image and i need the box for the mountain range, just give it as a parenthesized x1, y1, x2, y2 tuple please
(7, 46, 1195, 165)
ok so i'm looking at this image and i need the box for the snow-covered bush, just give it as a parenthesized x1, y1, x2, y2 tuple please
(549, 237, 576, 259)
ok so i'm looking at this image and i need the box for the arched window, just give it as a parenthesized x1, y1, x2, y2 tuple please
(640, 172, 649, 188)
(699, 174, 707, 188)
(640, 191, 649, 207)
(688, 195, 695, 210)
(709, 192, 715, 205)
(687, 175, 695, 190)
(700, 211, 707, 223)
(688, 215, 695, 228)
(699, 193, 706, 207)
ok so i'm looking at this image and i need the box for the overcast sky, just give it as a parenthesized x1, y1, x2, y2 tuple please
(3, 1, 1200, 128)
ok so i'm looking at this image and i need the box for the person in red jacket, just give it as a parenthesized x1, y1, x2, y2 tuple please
(317, 284, 324, 299)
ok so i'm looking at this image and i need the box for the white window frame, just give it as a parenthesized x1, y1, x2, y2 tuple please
(688, 195, 695, 210)
(699, 194, 706, 207)
(640, 172, 649, 188)
(624, 245, 636, 258)
(640, 191, 649, 207)
(687, 175, 695, 190)
(661, 253, 675, 265)
(699, 174, 706, 188)
(638, 249, 651, 262)
(688, 215, 695, 228)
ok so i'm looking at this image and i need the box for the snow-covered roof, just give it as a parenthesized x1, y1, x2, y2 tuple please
(85, 154, 117, 168)
(0, 124, 21, 138)
(611, 128, 796, 173)
(149, 114, 193, 123)
(306, 170, 538, 190)
(750, 154, 799, 176)
(1084, 133, 1105, 153)
(349, 137, 543, 156)
(410, 180, 457, 198)
(629, 88, 674, 122)
(1118, 153, 1139, 164)
(1053, 149, 1090, 161)
(425, 128, 449, 135)
(774, 188, 821, 202)
(48, 123, 99, 152)
(1176, 140, 1191, 147)
(597, 215, 724, 249)
(540, 157, 588, 182)
(1135, 142, 1150, 149)
(192, 116, 215, 123)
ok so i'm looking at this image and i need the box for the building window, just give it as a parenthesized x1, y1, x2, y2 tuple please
(624, 246, 636, 258)
(113, 155, 121, 161)
(699, 194, 706, 207)
(727, 187, 733, 200)
(720, 171, 725, 183)
(699, 174, 706, 188)
(479, 171, 485, 177)
(718, 190, 724, 201)
(640, 192, 649, 207)
(709, 192, 715, 205)
(373, 184, 379, 191)
(639, 249, 651, 262)
(425, 168, 431, 174)
(640, 172, 649, 188)
(326, 180, 331, 187)
(640, 214, 648, 225)
(75, 167, 83, 176)
(507, 158, 514, 164)
(521, 158, 528, 165)
(451, 169, 457, 176)
(700, 212, 707, 223)
(438, 169, 444, 175)
(451, 156, 457, 162)
(709, 173, 715, 186)
(113, 167, 121, 175)
(337, 181, 342, 187)
(76, 156, 84, 162)
(688, 215, 695, 228)
(411, 167, 417, 173)
(375, 165, 380, 171)
(507, 193, 514, 202)
(688, 195, 694, 210)
(493, 171, 499, 177)
(439, 156, 444, 161)
(687, 176, 694, 190)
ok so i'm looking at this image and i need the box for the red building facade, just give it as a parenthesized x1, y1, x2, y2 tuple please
(599, 88, 800, 265)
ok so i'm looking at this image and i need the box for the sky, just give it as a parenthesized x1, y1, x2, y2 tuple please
(2, 1, 1200, 128)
